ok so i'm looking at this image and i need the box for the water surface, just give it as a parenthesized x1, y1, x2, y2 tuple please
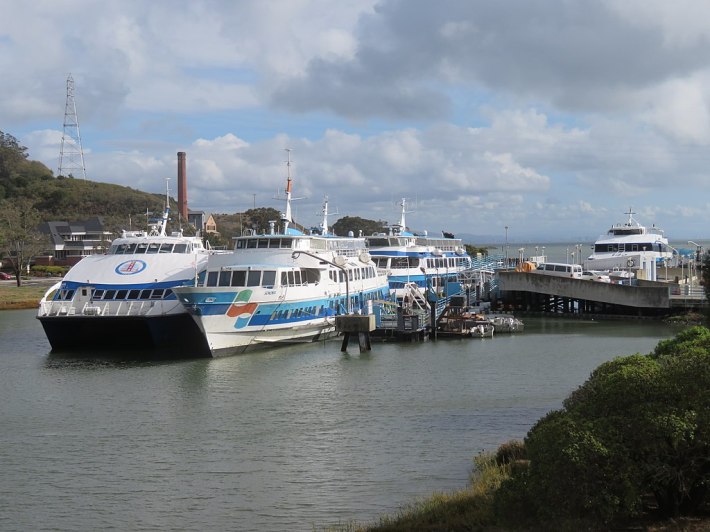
(0, 309, 681, 531)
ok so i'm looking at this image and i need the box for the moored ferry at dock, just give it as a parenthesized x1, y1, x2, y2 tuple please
(584, 208, 674, 280)
(365, 199, 473, 299)
(37, 191, 219, 356)
(173, 155, 390, 356)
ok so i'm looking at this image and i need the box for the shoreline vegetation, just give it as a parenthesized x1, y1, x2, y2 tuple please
(0, 281, 55, 310)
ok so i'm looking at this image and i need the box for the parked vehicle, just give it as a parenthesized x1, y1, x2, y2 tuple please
(581, 270, 611, 283)
(0, 272, 12, 280)
(533, 262, 583, 279)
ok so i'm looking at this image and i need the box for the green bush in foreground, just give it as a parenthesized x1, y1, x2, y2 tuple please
(497, 326, 710, 527)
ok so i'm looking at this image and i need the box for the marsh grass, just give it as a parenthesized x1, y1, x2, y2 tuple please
(0, 283, 51, 309)
(358, 452, 509, 531)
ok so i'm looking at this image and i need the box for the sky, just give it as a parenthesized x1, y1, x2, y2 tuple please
(3, 0, 710, 243)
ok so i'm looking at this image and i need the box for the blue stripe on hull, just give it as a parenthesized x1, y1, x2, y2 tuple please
(181, 287, 389, 326)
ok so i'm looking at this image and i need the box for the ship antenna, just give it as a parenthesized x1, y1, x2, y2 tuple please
(625, 207, 636, 226)
(318, 194, 339, 235)
(282, 148, 293, 233)
(391, 197, 412, 235)
(320, 194, 329, 235)
(161, 177, 170, 236)
(398, 198, 407, 230)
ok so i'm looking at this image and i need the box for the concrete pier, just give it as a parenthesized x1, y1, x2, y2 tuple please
(498, 271, 706, 316)
(336, 314, 376, 352)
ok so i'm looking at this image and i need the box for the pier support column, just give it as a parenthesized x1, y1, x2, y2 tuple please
(336, 315, 376, 353)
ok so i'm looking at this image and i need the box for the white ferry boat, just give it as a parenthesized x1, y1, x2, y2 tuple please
(172, 156, 390, 356)
(584, 208, 674, 279)
(365, 199, 472, 299)
(37, 191, 219, 356)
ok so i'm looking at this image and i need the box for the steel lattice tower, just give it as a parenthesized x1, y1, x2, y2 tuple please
(58, 74, 87, 179)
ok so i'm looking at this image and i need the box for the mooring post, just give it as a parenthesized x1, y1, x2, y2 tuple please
(358, 332, 371, 352)
(341, 332, 351, 352)
(336, 315, 375, 353)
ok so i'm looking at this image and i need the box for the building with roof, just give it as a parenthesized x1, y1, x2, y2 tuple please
(37, 217, 113, 266)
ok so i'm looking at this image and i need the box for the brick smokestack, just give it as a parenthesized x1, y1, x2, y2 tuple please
(177, 151, 188, 221)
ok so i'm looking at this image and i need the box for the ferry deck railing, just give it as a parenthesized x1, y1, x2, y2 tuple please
(38, 298, 180, 318)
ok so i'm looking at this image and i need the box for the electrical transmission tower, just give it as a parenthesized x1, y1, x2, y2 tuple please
(58, 73, 87, 179)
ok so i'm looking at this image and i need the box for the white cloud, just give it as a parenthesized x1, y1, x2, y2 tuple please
(7, 0, 710, 239)
(640, 77, 710, 143)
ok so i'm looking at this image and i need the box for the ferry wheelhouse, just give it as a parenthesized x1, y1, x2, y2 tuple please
(365, 199, 472, 298)
(173, 155, 390, 356)
(37, 189, 218, 356)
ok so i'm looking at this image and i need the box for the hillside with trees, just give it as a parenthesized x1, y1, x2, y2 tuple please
(0, 131, 173, 233)
(0, 129, 492, 259)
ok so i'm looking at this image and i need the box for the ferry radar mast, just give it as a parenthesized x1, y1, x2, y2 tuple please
(275, 148, 304, 234)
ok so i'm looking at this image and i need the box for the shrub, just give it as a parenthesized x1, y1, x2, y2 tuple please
(494, 439, 526, 466)
(499, 327, 710, 525)
(31, 265, 66, 277)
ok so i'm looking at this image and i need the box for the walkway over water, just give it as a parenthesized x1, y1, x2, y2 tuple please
(498, 271, 707, 316)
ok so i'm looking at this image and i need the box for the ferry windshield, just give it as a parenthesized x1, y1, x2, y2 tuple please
(109, 242, 191, 254)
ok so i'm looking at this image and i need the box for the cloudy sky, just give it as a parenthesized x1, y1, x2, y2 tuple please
(3, 0, 710, 242)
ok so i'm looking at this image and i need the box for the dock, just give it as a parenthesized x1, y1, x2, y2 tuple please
(370, 293, 523, 342)
(498, 271, 707, 316)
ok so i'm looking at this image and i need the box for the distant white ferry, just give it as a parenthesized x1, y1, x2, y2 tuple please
(37, 187, 220, 356)
(584, 208, 674, 278)
(173, 153, 390, 356)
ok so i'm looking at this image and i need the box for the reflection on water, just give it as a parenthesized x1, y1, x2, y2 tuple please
(0, 309, 683, 531)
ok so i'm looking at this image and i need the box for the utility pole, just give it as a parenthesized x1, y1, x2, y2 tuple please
(58, 73, 87, 179)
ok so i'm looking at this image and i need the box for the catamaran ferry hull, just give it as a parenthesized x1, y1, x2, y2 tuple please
(38, 313, 212, 356)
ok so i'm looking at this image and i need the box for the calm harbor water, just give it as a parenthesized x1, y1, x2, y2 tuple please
(0, 309, 682, 531)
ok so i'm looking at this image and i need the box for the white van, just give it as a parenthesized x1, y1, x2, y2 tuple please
(533, 262, 583, 279)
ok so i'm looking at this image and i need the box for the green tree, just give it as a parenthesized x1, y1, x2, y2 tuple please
(465, 244, 489, 257)
(242, 208, 282, 234)
(0, 131, 29, 180)
(331, 216, 387, 237)
(0, 198, 48, 286)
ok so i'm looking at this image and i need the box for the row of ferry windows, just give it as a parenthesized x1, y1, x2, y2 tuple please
(594, 243, 666, 253)
(328, 266, 376, 282)
(109, 243, 191, 254)
(204, 266, 375, 288)
(205, 269, 318, 288)
(55, 288, 171, 301)
(373, 257, 467, 269)
(235, 238, 293, 249)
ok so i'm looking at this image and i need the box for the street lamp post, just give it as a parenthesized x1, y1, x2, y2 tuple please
(292, 250, 350, 313)
(689, 241, 702, 289)
(505, 226, 509, 267)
